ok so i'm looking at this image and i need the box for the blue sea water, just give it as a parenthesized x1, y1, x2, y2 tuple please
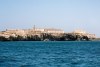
(0, 41, 100, 67)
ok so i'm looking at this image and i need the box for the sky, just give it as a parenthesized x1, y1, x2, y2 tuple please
(0, 0, 100, 37)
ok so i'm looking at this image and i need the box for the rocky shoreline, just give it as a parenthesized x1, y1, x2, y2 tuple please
(0, 33, 95, 41)
(0, 28, 95, 41)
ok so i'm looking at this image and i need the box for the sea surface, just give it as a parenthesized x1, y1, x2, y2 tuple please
(0, 41, 100, 67)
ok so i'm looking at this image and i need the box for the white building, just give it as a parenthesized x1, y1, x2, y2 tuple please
(32, 27, 64, 34)
(44, 28, 64, 33)
(73, 30, 86, 34)
(73, 29, 96, 38)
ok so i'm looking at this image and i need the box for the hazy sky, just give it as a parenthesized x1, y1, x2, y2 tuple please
(0, 0, 100, 37)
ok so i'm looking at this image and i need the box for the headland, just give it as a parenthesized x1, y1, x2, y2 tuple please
(0, 27, 96, 41)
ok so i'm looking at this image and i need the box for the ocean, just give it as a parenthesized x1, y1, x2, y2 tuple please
(0, 41, 100, 67)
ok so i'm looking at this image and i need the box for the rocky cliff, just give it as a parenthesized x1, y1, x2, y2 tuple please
(0, 29, 95, 41)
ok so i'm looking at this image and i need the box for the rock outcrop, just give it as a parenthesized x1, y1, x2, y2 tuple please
(0, 29, 95, 41)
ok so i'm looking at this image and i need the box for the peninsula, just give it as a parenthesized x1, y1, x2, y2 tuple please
(0, 27, 95, 41)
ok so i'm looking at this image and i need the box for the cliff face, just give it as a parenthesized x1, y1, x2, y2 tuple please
(0, 29, 95, 41)
(0, 33, 93, 41)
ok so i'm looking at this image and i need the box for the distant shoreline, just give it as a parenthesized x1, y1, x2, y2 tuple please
(0, 28, 96, 41)
(0, 33, 94, 41)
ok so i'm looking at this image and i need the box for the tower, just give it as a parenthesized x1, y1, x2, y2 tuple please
(33, 25, 35, 31)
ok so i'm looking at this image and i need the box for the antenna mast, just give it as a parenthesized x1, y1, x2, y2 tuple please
(33, 25, 35, 31)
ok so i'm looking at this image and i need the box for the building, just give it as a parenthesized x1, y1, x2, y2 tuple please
(72, 29, 96, 39)
(44, 28, 64, 33)
(73, 30, 86, 34)
(32, 27, 64, 34)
